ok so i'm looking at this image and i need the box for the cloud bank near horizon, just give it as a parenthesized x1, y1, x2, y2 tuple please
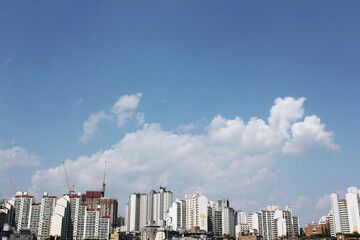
(29, 96, 339, 208)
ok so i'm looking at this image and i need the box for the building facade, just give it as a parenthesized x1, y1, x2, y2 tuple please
(185, 191, 208, 232)
(222, 207, 236, 236)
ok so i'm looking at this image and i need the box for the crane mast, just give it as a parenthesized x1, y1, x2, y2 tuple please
(102, 160, 107, 195)
(9, 178, 16, 195)
(63, 162, 74, 195)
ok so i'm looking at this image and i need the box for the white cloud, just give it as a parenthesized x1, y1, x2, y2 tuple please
(293, 195, 310, 210)
(316, 194, 331, 210)
(111, 93, 142, 127)
(268, 97, 306, 139)
(177, 123, 196, 133)
(80, 93, 143, 143)
(80, 110, 111, 143)
(0, 146, 40, 169)
(77, 98, 84, 105)
(136, 112, 145, 126)
(32, 97, 339, 207)
(282, 115, 340, 155)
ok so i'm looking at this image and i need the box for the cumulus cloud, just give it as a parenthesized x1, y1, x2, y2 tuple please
(268, 97, 306, 139)
(33, 97, 339, 206)
(80, 110, 111, 143)
(80, 93, 142, 143)
(0, 146, 40, 169)
(316, 194, 331, 210)
(282, 115, 340, 155)
(111, 93, 142, 127)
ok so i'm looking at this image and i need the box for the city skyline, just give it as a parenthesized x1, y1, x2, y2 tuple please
(1, 1, 360, 226)
(3, 185, 360, 239)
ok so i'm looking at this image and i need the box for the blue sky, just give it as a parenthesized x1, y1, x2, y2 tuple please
(0, 1, 359, 224)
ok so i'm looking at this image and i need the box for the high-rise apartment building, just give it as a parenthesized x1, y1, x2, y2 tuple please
(125, 187, 173, 232)
(222, 206, 236, 236)
(207, 202, 222, 236)
(273, 210, 286, 238)
(292, 216, 300, 236)
(0, 198, 15, 227)
(147, 190, 155, 224)
(346, 187, 360, 233)
(125, 193, 148, 232)
(83, 208, 110, 240)
(48, 192, 117, 240)
(139, 194, 148, 230)
(81, 191, 118, 231)
(29, 203, 40, 236)
(100, 197, 119, 230)
(330, 192, 350, 235)
(237, 211, 247, 225)
(271, 207, 297, 239)
(251, 205, 299, 240)
(185, 190, 208, 232)
(69, 194, 86, 240)
(50, 195, 71, 239)
(247, 212, 259, 233)
(149, 187, 173, 226)
(323, 187, 360, 236)
(235, 210, 252, 237)
(258, 210, 274, 240)
(0, 189, 117, 240)
(14, 192, 34, 231)
(320, 187, 360, 236)
(37, 193, 57, 240)
(168, 198, 186, 231)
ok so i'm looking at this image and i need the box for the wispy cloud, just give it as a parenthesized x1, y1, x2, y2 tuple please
(1, 58, 14, 69)
(136, 112, 145, 126)
(77, 98, 84, 105)
(80, 110, 111, 143)
(4, 58, 13, 64)
(80, 93, 143, 143)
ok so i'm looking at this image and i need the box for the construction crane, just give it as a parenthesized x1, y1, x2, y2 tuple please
(9, 178, 16, 195)
(63, 162, 74, 195)
(102, 160, 107, 194)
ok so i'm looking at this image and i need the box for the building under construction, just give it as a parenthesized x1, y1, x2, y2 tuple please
(0, 161, 118, 240)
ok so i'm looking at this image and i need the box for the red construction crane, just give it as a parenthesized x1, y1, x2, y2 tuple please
(63, 162, 74, 195)
(9, 178, 16, 195)
(102, 160, 107, 194)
